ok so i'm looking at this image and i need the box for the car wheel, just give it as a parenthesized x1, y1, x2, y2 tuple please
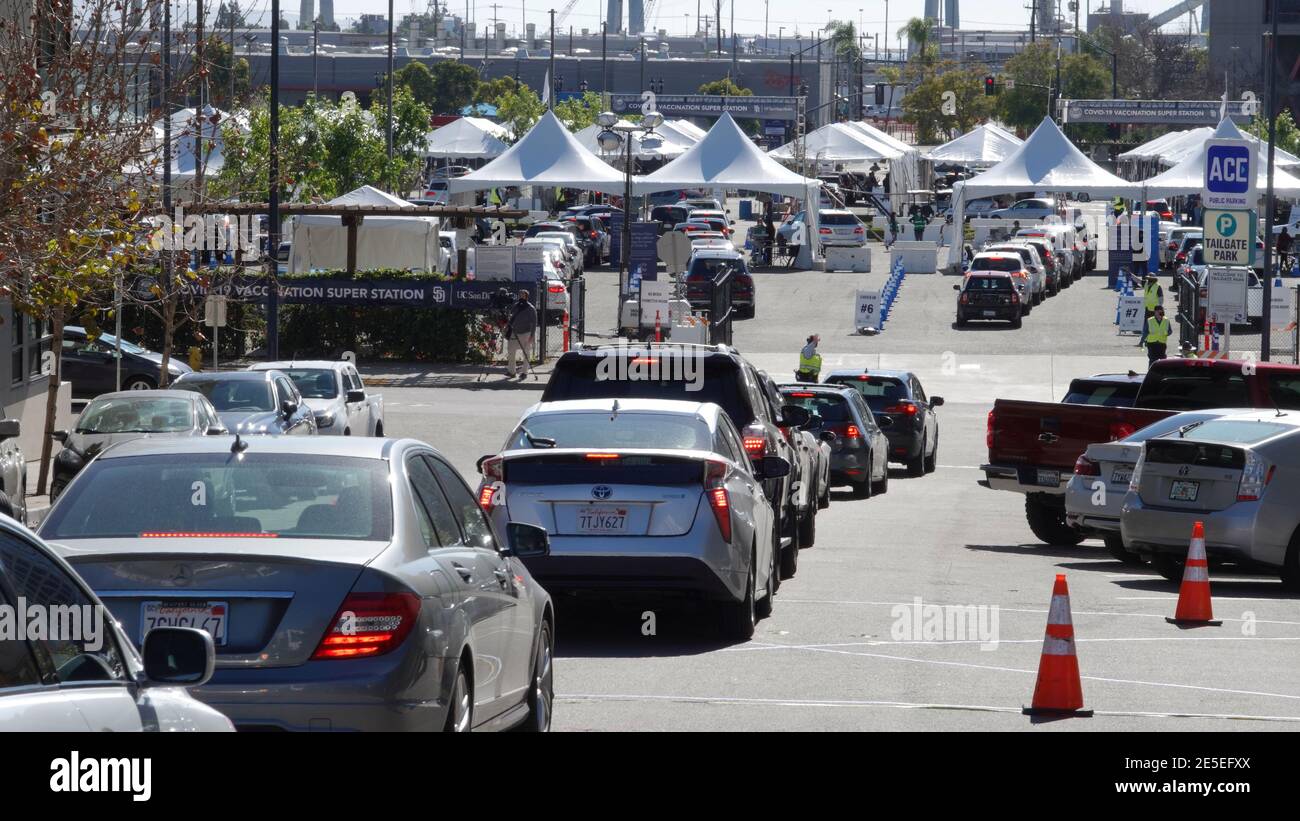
(720, 551, 757, 641)
(1282, 531, 1300, 591)
(1024, 495, 1085, 546)
(124, 376, 155, 391)
(871, 464, 889, 495)
(798, 505, 816, 548)
(769, 516, 782, 593)
(779, 505, 800, 580)
(343, 428, 351, 436)
(906, 437, 925, 477)
(1011, 315, 1022, 329)
(444, 661, 473, 732)
(851, 474, 872, 499)
(756, 539, 775, 618)
(1149, 552, 1185, 583)
(1103, 534, 1145, 565)
(955, 312, 967, 327)
(923, 434, 938, 473)
(517, 620, 554, 732)
(818, 476, 830, 509)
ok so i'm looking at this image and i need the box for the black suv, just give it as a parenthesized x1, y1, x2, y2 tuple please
(542, 343, 807, 580)
(823, 368, 943, 477)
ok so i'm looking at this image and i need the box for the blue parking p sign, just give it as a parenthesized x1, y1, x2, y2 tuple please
(1203, 138, 1257, 210)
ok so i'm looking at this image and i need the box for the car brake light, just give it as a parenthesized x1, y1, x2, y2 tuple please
(477, 483, 497, 511)
(1237, 452, 1274, 501)
(708, 486, 732, 541)
(1011, 292, 1020, 304)
(547, 283, 565, 293)
(1109, 422, 1137, 441)
(828, 423, 860, 439)
(853, 226, 864, 234)
(743, 436, 767, 455)
(819, 227, 832, 234)
(884, 402, 918, 416)
(585, 452, 621, 460)
(960, 293, 968, 304)
(986, 410, 995, 450)
(787, 392, 815, 397)
(312, 591, 420, 659)
(630, 357, 659, 364)
(1073, 455, 1100, 476)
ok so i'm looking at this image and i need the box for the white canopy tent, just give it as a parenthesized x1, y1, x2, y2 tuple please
(287, 185, 440, 273)
(1117, 127, 1211, 164)
(573, 123, 691, 161)
(635, 113, 822, 266)
(658, 119, 707, 146)
(1160, 127, 1300, 170)
(768, 122, 903, 166)
(448, 111, 629, 194)
(947, 117, 1143, 269)
(132, 107, 248, 185)
(843, 120, 921, 201)
(422, 116, 511, 160)
(1141, 117, 1300, 197)
(924, 123, 1024, 166)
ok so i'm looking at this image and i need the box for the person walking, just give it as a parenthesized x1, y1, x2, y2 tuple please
(887, 212, 900, 248)
(1143, 304, 1172, 365)
(762, 209, 776, 267)
(910, 210, 928, 241)
(796, 334, 822, 382)
(1278, 227, 1294, 273)
(505, 288, 538, 379)
(1138, 273, 1163, 347)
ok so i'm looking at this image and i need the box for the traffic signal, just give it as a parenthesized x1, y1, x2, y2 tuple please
(875, 84, 886, 105)
(984, 76, 996, 97)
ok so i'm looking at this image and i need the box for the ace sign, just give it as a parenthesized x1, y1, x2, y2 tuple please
(1203, 138, 1257, 210)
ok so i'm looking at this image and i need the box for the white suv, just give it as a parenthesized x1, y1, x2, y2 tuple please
(818, 209, 868, 247)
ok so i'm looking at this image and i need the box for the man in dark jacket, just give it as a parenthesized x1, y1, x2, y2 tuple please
(506, 289, 538, 379)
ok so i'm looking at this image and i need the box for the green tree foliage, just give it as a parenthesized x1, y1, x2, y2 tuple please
(1243, 110, 1300, 157)
(390, 60, 479, 116)
(554, 92, 604, 131)
(901, 62, 996, 143)
(697, 78, 753, 96)
(999, 42, 1055, 132)
(203, 35, 252, 110)
(495, 84, 545, 142)
(475, 76, 523, 107)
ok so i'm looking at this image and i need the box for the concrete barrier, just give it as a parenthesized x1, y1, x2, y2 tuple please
(824, 246, 872, 272)
(890, 241, 940, 274)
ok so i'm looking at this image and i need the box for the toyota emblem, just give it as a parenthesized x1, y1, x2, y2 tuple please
(591, 485, 613, 500)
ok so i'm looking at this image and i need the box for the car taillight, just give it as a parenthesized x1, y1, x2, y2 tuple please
(547, 283, 565, 293)
(853, 226, 864, 234)
(828, 423, 860, 440)
(708, 486, 732, 541)
(1108, 422, 1136, 441)
(1073, 455, 1100, 476)
(585, 452, 621, 460)
(743, 436, 767, 456)
(1237, 452, 1275, 501)
(884, 402, 918, 416)
(959, 293, 968, 304)
(480, 456, 502, 481)
(477, 483, 497, 512)
(787, 391, 815, 397)
(312, 591, 420, 660)
(1010, 292, 1020, 304)
(986, 410, 995, 450)
(819, 227, 832, 234)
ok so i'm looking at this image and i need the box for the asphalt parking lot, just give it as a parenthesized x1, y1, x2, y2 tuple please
(381, 245, 1300, 731)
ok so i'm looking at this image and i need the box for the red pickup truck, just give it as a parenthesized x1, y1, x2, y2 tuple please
(981, 358, 1300, 545)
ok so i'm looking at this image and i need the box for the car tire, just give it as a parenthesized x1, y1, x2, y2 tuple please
(124, 376, 155, 391)
(955, 312, 967, 327)
(769, 517, 782, 593)
(924, 434, 938, 474)
(720, 551, 757, 641)
(779, 505, 800, 580)
(1103, 534, 1145, 566)
(1024, 496, 1085, 546)
(798, 505, 816, 548)
(1282, 531, 1300, 591)
(906, 438, 925, 477)
(516, 620, 554, 732)
(374, 423, 384, 437)
(49, 477, 67, 504)
(444, 661, 473, 732)
(851, 474, 871, 499)
(756, 540, 776, 618)
(1149, 552, 1185, 583)
(1011, 315, 1022, 329)
(818, 477, 830, 509)
(871, 464, 889, 495)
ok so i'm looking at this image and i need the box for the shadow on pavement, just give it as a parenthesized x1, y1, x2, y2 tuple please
(553, 600, 749, 658)
(964, 542, 1108, 561)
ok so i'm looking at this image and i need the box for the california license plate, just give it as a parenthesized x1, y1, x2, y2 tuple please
(1036, 469, 1060, 487)
(1169, 480, 1199, 502)
(576, 507, 629, 534)
(1110, 466, 1133, 485)
(982, 310, 996, 317)
(141, 600, 227, 646)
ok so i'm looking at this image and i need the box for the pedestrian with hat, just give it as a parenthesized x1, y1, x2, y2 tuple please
(1143, 304, 1172, 365)
(1138, 273, 1164, 347)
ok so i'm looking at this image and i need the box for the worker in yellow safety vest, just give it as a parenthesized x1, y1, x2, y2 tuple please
(1143, 304, 1171, 365)
(1138, 274, 1163, 346)
(796, 334, 822, 382)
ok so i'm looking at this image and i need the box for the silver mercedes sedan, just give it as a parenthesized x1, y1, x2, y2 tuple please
(36, 435, 555, 732)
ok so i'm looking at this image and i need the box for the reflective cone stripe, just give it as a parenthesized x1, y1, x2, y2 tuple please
(1024, 574, 1092, 717)
(1168, 521, 1222, 626)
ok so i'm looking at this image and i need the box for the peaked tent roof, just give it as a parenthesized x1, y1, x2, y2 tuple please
(633, 113, 820, 196)
(924, 123, 1024, 165)
(423, 116, 511, 160)
(1117, 127, 1211, 163)
(844, 121, 917, 156)
(1157, 124, 1300, 170)
(961, 116, 1140, 197)
(573, 123, 691, 161)
(448, 111, 630, 194)
(327, 185, 413, 207)
(1142, 117, 1300, 196)
(768, 122, 903, 164)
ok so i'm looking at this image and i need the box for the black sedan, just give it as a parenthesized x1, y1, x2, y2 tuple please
(62, 326, 193, 398)
(823, 368, 943, 477)
(172, 370, 317, 435)
(49, 390, 227, 501)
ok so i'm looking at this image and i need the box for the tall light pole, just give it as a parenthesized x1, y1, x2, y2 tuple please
(386, 0, 394, 189)
(884, 0, 889, 60)
(549, 8, 556, 108)
(312, 16, 320, 97)
(268, 0, 281, 360)
(1263, 9, 1280, 359)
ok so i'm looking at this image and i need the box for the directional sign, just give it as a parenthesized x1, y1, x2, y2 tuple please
(657, 232, 692, 275)
(1118, 294, 1145, 333)
(1207, 266, 1249, 325)
(203, 295, 228, 328)
(855, 290, 880, 329)
(1203, 138, 1258, 210)
(1202, 209, 1257, 266)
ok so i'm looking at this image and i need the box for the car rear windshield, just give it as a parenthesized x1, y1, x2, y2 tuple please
(965, 276, 1013, 291)
(971, 257, 1021, 272)
(652, 206, 689, 223)
(820, 213, 860, 226)
(40, 454, 393, 541)
(504, 453, 704, 485)
(76, 397, 195, 434)
(279, 368, 338, 399)
(544, 355, 753, 431)
(1062, 380, 1141, 406)
(780, 393, 852, 424)
(688, 256, 747, 278)
(1180, 420, 1294, 445)
(508, 412, 711, 451)
(175, 379, 275, 412)
(825, 376, 908, 410)
(1135, 365, 1251, 411)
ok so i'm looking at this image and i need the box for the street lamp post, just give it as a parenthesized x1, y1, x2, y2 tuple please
(268, 0, 281, 360)
(386, 0, 394, 189)
(598, 110, 664, 330)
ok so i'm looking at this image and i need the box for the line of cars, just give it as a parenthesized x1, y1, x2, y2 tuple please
(983, 357, 1300, 587)
(956, 221, 1090, 328)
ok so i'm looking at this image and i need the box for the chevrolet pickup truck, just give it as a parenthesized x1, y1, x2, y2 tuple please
(981, 358, 1300, 545)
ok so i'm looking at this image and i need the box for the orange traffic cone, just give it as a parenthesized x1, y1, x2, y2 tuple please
(1023, 574, 1093, 717)
(1166, 521, 1223, 627)
(654, 310, 662, 343)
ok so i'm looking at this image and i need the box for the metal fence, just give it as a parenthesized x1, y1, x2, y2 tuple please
(1171, 269, 1300, 363)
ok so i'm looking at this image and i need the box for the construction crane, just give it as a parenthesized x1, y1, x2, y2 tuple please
(1137, 0, 1205, 35)
(554, 0, 580, 28)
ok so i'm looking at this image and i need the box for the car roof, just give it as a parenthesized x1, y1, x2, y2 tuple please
(94, 433, 406, 461)
(85, 389, 202, 402)
(824, 368, 913, 380)
(175, 370, 276, 382)
(523, 398, 720, 421)
(252, 360, 347, 371)
(690, 248, 744, 259)
(1070, 372, 1143, 385)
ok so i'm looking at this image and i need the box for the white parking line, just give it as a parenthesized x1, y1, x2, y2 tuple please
(778, 598, 1300, 626)
(557, 693, 1300, 723)
(1116, 596, 1285, 602)
(727, 636, 1300, 649)
(937, 465, 981, 470)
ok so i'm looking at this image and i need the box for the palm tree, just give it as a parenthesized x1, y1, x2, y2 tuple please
(825, 19, 861, 61)
(898, 17, 936, 63)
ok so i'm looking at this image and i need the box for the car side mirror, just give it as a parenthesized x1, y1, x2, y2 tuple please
(281, 400, 299, 417)
(142, 627, 215, 686)
(931, 396, 944, 407)
(503, 522, 550, 558)
(206, 426, 227, 435)
(754, 455, 791, 479)
(877, 416, 894, 428)
(778, 405, 811, 428)
(952, 283, 961, 291)
(51, 429, 68, 443)
(346, 389, 366, 403)
(0, 419, 20, 441)
(819, 430, 839, 445)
